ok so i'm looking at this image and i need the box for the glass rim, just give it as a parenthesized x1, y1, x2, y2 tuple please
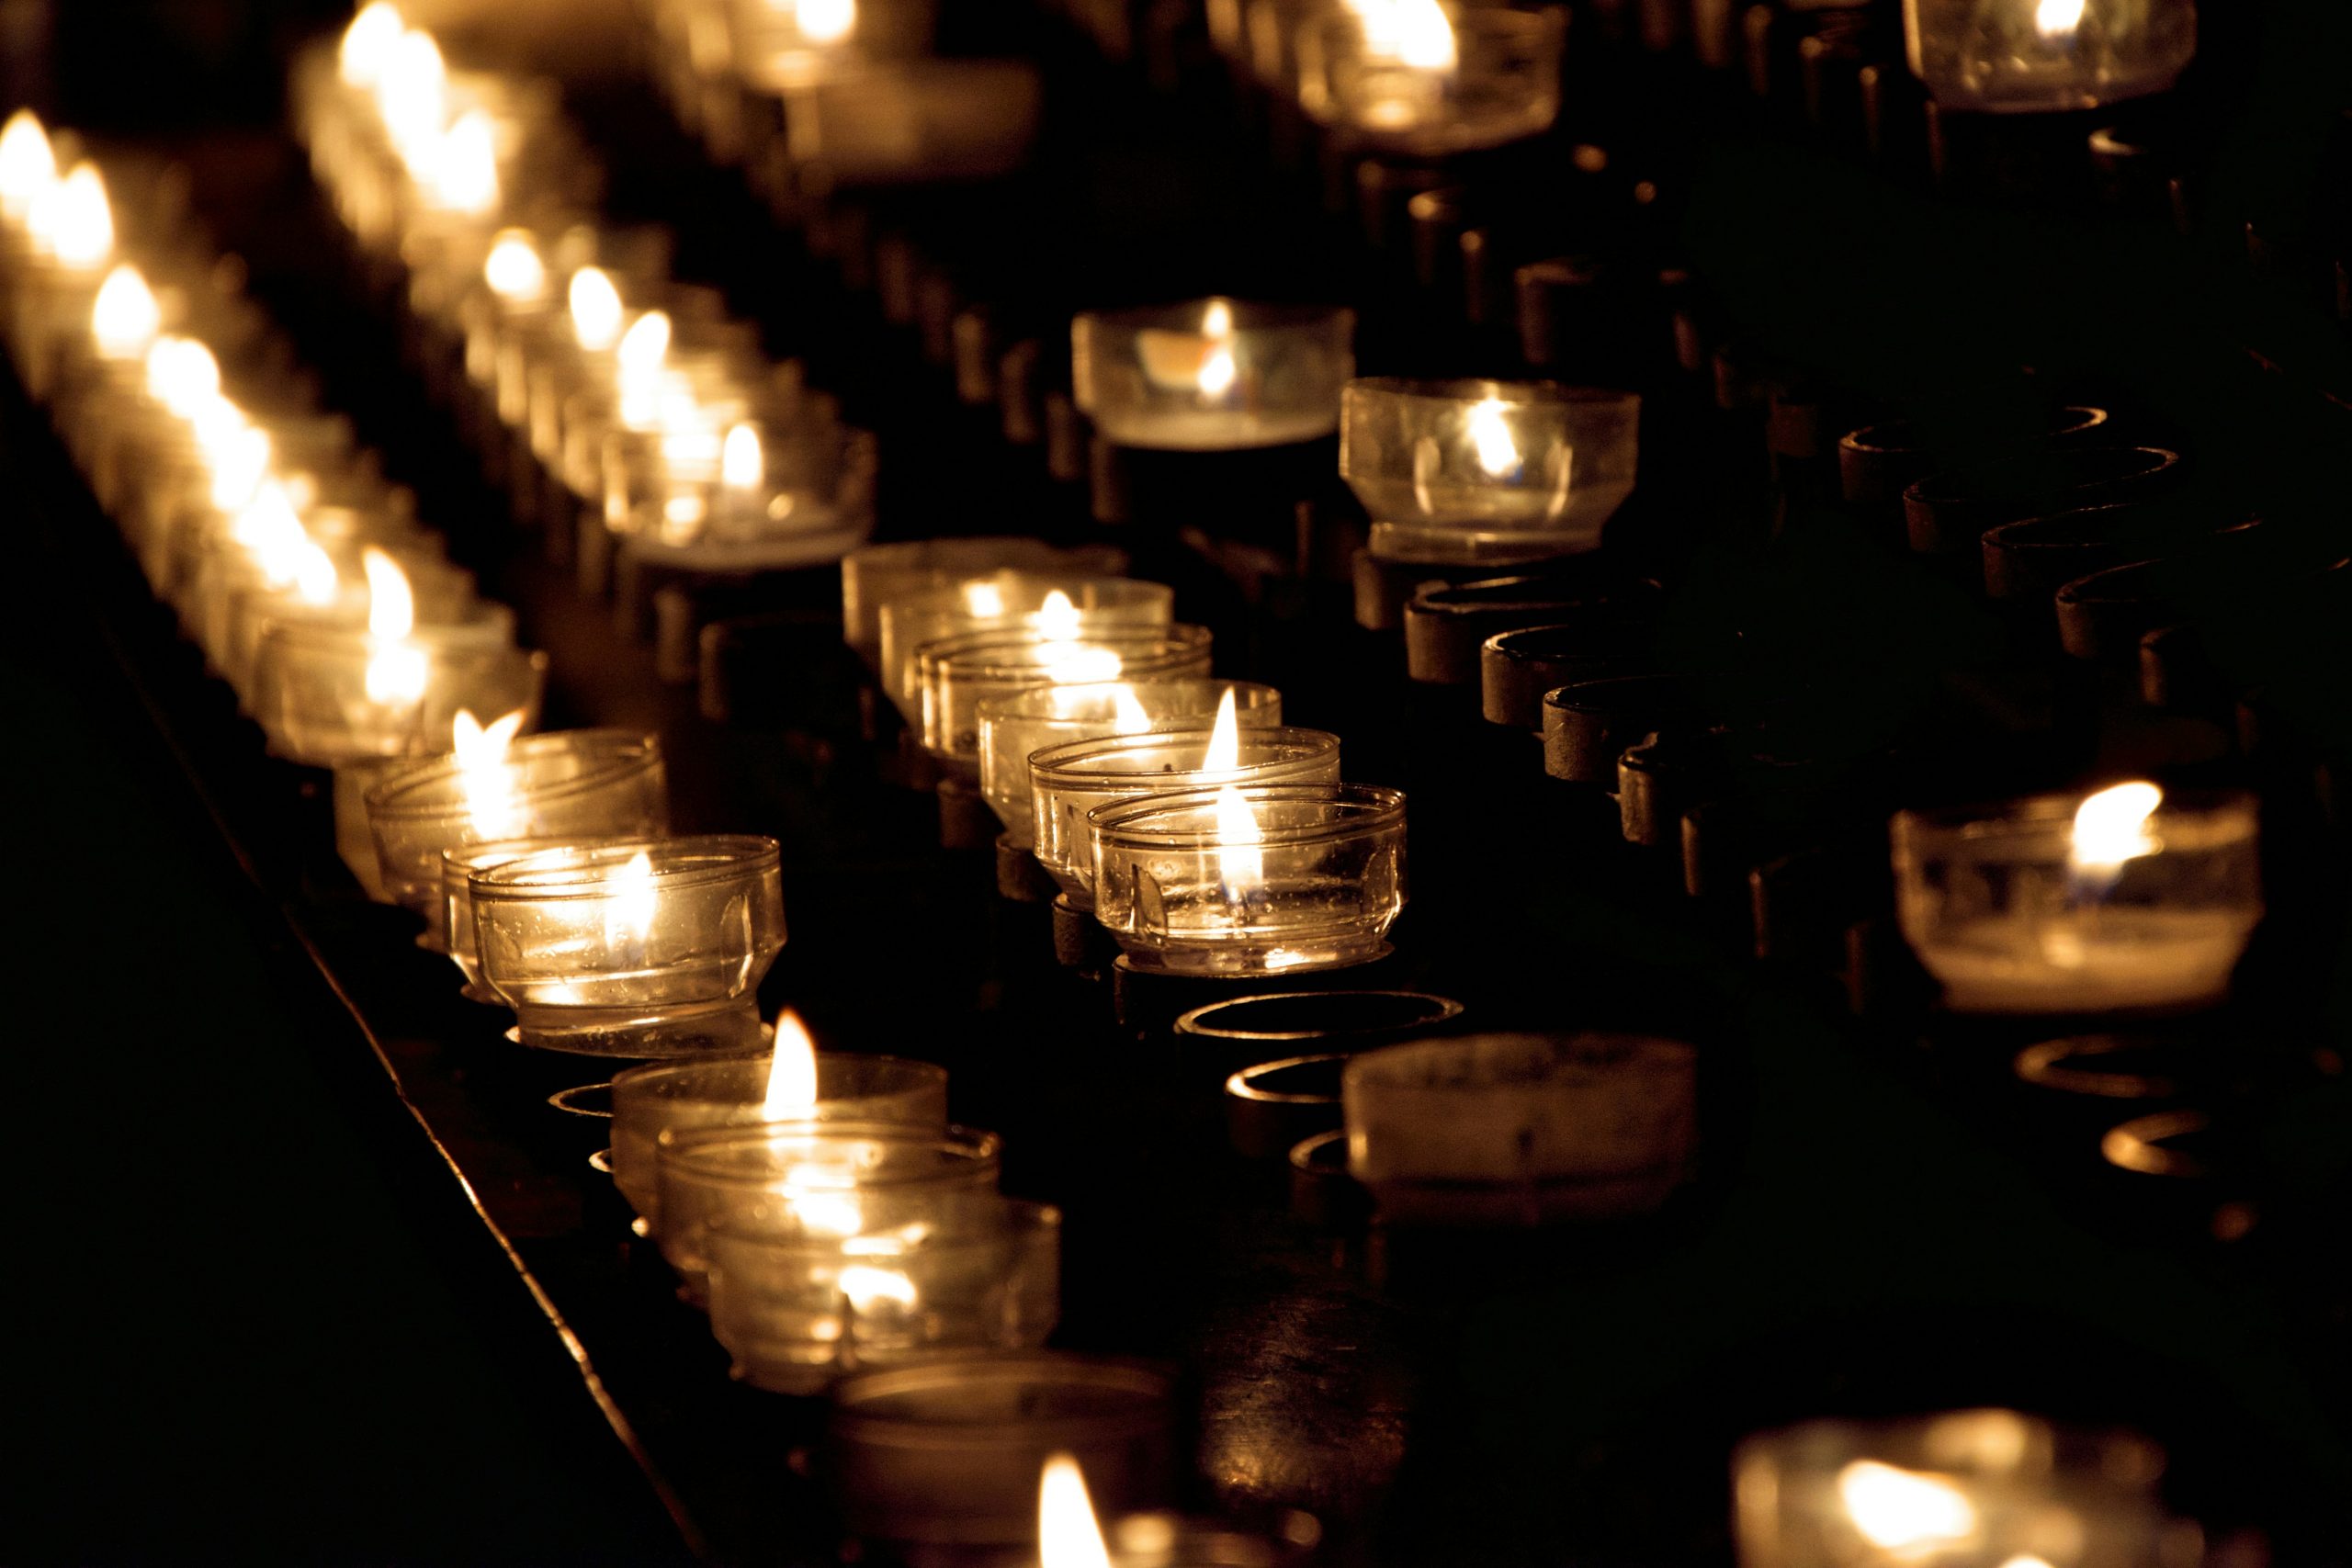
(925, 623, 1214, 678)
(259, 614, 532, 657)
(1029, 725, 1340, 786)
(1343, 376, 1638, 412)
(611, 1049, 948, 1093)
(1074, 296, 1355, 334)
(707, 1196, 1060, 1250)
(1734, 1408, 2166, 1483)
(1090, 783, 1406, 850)
(1226, 1054, 1348, 1106)
(978, 677, 1278, 724)
(367, 729, 661, 819)
(440, 832, 642, 878)
(1307, 2, 1564, 45)
(470, 832, 779, 901)
(657, 1121, 1004, 1185)
(1836, 406, 2109, 457)
(880, 573, 1169, 617)
(1891, 785, 2257, 841)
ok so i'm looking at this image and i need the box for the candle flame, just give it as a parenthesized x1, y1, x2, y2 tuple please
(617, 310, 672, 377)
(145, 335, 220, 415)
(1037, 588, 1080, 639)
(362, 547, 428, 705)
(1837, 1461, 1978, 1550)
(2034, 0, 2086, 38)
(1394, 0, 1457, 69)
(452, 706, 526, 837)
(0, 110, 57, 222)
(1202, 299, 1234, 337)
(484, 229, 547, 303)
(209, 422, 273, 511)
(763, 1009, 820, 1120)
(1112, 683, 1152, 734)
(2069, 781, 2162, 874)
(36, 163, 113, 271)
(234, 483, 310, 583)
(378, 28, 448, 164)
(292, 540, 341, 607)
(428, 109, 499, 217)
(964, 579, 1006, 617)
(91, 265, 160, 360)
(1037, 1455, 1115, 1568)
(1467, 397, 1520, 478)
(838, 1262, 918, 1312)
(1215, 784, 1264, 905)
(339, 2, 406, 88)
(569, 266, 624, 353)
(797, 0, 857, 44)
(1202, 686, 1241, 771)
(603, 849, 660, 950)
(1197, 300, 1238, 397)
(722, 422, 763, 491)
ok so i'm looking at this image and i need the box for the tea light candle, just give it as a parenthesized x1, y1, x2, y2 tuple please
(842, 536, 1130, 670)
(1891, 783, 2261, 1015)
(653, 1122, 1003, 1304)
(1037, 1455, 1322, 1568)
(923, 624, 1217, 761)
(1089, 783, 1406, 976)
(608, 1010, 948, 1227)
(978, 679, 1283, 848)
(607, 415, 880, 572)
(252, 601, 546, 769)
(878, 574, 1176, 725)
(1343, 1031, 1698, 1227)
(1072, 298, 1354, 451)
(332, 704, 526, 898)
(1340, 378, 1642, 565)
(1295, 1, 1566, 156)
(9, 159, 118, 400)
(1030, 706, 1342, 899)
(1735, 1410, 2176, 1568)
(469, 833, 785, 1055)
(706, 1197, 1060, 1393)
(1904, 0, 2196, 112)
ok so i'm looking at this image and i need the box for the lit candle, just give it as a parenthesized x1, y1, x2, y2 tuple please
(921, 622, 1216, 761)
(876, 574, 1176, 724)
(840, 536, 1132, 669)
(1031, 1453, 1323, 1568)
(1295, 1, 1565, 155)
(1903, 0, 2196, 112)
(1071, 298, 1354, 452)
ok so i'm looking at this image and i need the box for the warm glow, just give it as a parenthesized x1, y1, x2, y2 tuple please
(2070, 782, 2163, 874)
(964, 580, 1007, 617)
(1197, 300, 1238, 397)
(362, 547, 429, 705)
(91, 265, 161, 360)
(1214, 785, 1264, 906)
(145, 335, 220, 415)
(452, 706, 526, 838)
(722, 422, 763, 491)
(209, 422, 273, 512)
(1837, 1461, 1978, 1551)
(1112, 684, 1152, 734)
(1037, 1455, 1115, 1568)
(796, 0, 857, 44)
(2034, 0, 2086, 38)
(292, 540, 341, 607)
(603, 850, 660, 950)
(483, 230, 547, 303)
(1202, 300, 1234, 337)
(617, 310, 672, 378)
(1037, 588, 1080, 639)
(1201, 686, 1241, 771)
(0, 110, 56, 222)
(339, 3, 406, 88)
(763, 1010, 820, 1120)
(1353, 0, 1458, 69)
(234, 483, 310, 584)
(377, 28, 448, 163)
(569, 267, 624, 352)
(1998, 1559, 2057, 1568)
(838, 1263, 918, 1312)
(35, 163, 114, 270)
(1466, 398, 1520, 478)
(427, 109, 499, 216)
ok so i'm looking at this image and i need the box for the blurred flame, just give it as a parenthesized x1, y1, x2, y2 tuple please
(1037, 588, 1080, 639)
(2070, 782, 2162, 874)
(339, 2, 405, 89)
(763, 1009, 821, 1120)
(797, 0, 857, 44)
(35, 163, 113, 270)
(1202, 300, 1234, 337)
(209, 422, 273, 511)
(452, 706, 526, 837)
(377, 28, 448, 164)
(0, 110, 57, 222)
(603, 849, 659, 949)
(362, 547, 429, 705)
(1215, 785, 1264, 905)
(722, 422, 763, 491)
(1197, 300, 1237, 397)
(617, 310, 672, 378)
(1112, 684, 1152, 734)
(483, 229, 547, 303)
(1466, 397, 1520, 477)
(1354, 0, 1457, 68)
(964, 579, 1006, 617)
(1202, 686, 1240, 770)
(839, 1262, 917, 1311)
(2035, 0, 2086, 37)
(145, 335, 220, 415)
(1038, 1455, 1114, 1568)
(91, 265, 160, 359)
(234, 483, 310, 584)
(292, 540, 341, 607)
(428, 110, 499, 216)
(569, 266, 624, 352)
(1837, 1461, 1978, 1551)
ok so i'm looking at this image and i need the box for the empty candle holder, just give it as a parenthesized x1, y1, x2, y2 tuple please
(1296, 5, 1566, 155)
(1090, 783, 1406, 976)
(469, 834, 786, 1056)
(1403, 570, 1659, 686)
(653, 1122, 1002, 1305)
(922, 625, 1216, 761)
(1073, 298, 1354, 451)
(1175, 988, 1466, 1060)
(367, 729, 670, 926)
(1735, 1410, 2177, 1568)
(706, 1197, 1060, 1394)
(1226, 1054, 1348, 1161)
(1903, 0, 2196, 113)
(842, 536, 1129, 670)
(1030, 725, 1342, 899)
(878, 573, 1176, 724)
(1343, 1031, 1698, 1227)
(1891, 784, 2260, 1016)
(1340, 378, 1641, 565)
(609, 1050, 949, 1229)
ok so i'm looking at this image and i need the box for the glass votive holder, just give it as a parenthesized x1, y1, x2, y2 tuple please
(878, 572, 1175, 724)
(706, 1197, 1060, 1394)
(609, 1050, 949, 1230)
(253, 626, 548, 768)
(1734, 1410, 2178, 1568)
(469, 834, 786, 1057)
(780, 60, 1043, 186)
(1030, 724, 1342, 898)
(978, 679, 1283, 848)
(1090, 783, 1407, 977)
(842, 536, 1129, 668)
(1072, 298, 1355, 452)
(1340, 378, 1640, 562)
(1890, 785, 2260, 1016)
(1295, 4, 1566, 156)
(654, 1122, 1003, 1304)
(1342, 1032, 1698, 1228)
(922, 625, 1216, 761)
(441, 835, 618, 993)
(366, 729, 671, 926)
(1904, 0, 2195, 113)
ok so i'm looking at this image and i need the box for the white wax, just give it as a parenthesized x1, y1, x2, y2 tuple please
(1919, 908, 2256, 1014)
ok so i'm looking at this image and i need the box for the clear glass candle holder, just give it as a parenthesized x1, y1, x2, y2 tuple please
(1735, 1410, 2178, 1568)
(1295, 5, 1566, 155)
(1031, 725, 1341, 898)
(1890, 787, 2260, 1016)
(1904, 0, 2195, 112)
(707, 1198, 1060, 1394)
(367, 730, 671, 926)
(1090, 783, 1407, 976)
(654, 1122, 1004, 1305)
(922, 626, 1216, 761)
(1072, 299, 1355, 452)
(978, 679, 1283, 848)
(253, 626, 548, 769)
(1340, 378, 1640, 563)
(610, 1051, 950, 1229)
(878, 573, 1175, 725)
(441, 835, 623, 993)
(842, 536, 1129, 668)
(469, 834, 786, 1057)
(1342, 1032, 1697, 1228)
